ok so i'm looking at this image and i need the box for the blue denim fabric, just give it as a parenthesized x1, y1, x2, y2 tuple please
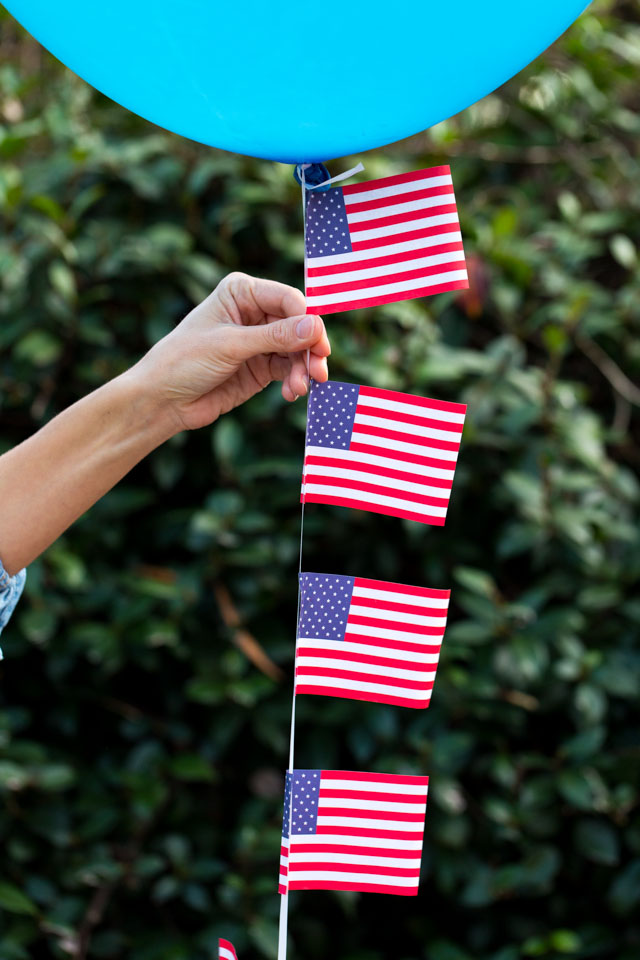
(0, 559, 26, 656)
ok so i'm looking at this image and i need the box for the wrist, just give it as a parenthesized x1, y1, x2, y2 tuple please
(114, 368, 183, 445)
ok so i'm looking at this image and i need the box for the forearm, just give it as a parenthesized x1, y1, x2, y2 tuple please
(0, 371, 178, 575)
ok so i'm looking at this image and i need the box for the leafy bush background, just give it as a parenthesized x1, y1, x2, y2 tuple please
(1, 2, 640, 958)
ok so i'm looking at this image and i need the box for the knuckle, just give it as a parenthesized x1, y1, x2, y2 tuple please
(222, 272, 255, 316)
(218, 271, 250, 301)
(224, 270, 250, 287)
(266, 320, 292, 349)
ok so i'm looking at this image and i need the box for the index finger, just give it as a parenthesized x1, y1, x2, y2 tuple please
(247, 275, 308, 321)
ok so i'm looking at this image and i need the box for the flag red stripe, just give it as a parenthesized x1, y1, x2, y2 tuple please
(319, 789, 428, 803)
(348, 203, 459, 234)
(290, 861, 419, 877)
(354, 577, 450, 600)
(287, 879, 419, 895)
(304, 474, 450, 508)
(306, 241, 464, 278)
(347, 613, 444, 635)
(342, 165, 451, 196)
(306, 259, 466, 297)
(291, 843, 420, 858)
(319, 807, 425, 822)
(359, 386, 466, 416)
(321, 771, 429, 786)
(303, 454, 454, 491)
(350, 596, 448, 616)
(295, 684, 432, 708)
(316, 824, 425, 839)
(345, 184, 455, 215)
(305, 471, 450, 507)
(348, 441, 457, 472)
(344, 632, 443, 653)
(306, 278, 469, 315)
(296, 648, 438, 670)
(350, 220, 461, 252)
(300, 492, 447, 526)
(352, 423, 461, 453)
(356, 403, 464, 435)
(296, 666, 433, 690)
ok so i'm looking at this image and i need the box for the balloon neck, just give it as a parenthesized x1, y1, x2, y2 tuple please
(294, 162, 332, 192)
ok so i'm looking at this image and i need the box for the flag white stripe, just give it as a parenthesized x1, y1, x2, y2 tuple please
(295, 638, 442, 663)
(298, 625, 444, 670)
(356, 395, 466, 425)
(318, 797, 427, 814)
(305, 464, 450, 502)
(347, 434, 460, 461)
(299, 676, 432, 699)
(348, 602, 446, 627)
(352, 585, 449, 608)
(354, 412, 462, 445)
(342, 174, 453, 206)
(302, 484, 449, 518)
(306, 268, 468, 308)
(289, 833, 424, 850)
(306, 228, 462, 268)
(220, 949, 235, 960)
(316, 815, 424, 832)
(308, 249, 465, 287)
(288, 852, 422, 868)
(349, 211, 462, 244)
(344, 623, 444, 643)
(318, 779, 430, 796)
(296, 656, 436, 683)
(288, 870, 418, 887)
(304, 444, 456, 477)
(346, 191, 456, 224)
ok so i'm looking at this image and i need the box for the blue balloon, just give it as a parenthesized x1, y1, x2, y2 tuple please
(5, 0, 588, 162)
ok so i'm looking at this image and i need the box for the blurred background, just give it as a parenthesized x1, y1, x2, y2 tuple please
(1, 1, 640, 958)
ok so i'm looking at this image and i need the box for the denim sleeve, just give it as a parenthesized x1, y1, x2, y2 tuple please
(0, 559, 26, 655)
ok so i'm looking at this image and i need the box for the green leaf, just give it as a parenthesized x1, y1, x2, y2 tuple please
(0, 882, 38, 916)
(453, 566, 497, 597)
(573, 819, 619, 865)
(13, 329, 62, 366)
(168, 754, 215, 782)
(609, 860, 640, 915)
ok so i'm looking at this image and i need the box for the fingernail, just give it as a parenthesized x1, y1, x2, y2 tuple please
(296, 316, 314, 339)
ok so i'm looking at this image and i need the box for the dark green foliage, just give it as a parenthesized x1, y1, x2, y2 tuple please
(1, 2, 640, 958)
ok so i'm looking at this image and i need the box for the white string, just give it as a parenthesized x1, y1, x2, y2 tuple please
(298, 160, 364, 191)
(277, 165, 313, 960)
(277, 161, 363, 960)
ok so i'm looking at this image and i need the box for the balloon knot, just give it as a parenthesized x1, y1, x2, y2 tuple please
(294, 163, 331, 192)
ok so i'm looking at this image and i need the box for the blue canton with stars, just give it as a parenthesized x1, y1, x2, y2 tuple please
(305, 188, 353, 258)
(307, 380, 359, 449)
(298, 573, 355, 642)
(282, 770, 322, 838)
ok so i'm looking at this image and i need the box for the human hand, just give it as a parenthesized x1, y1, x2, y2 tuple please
(131, 272, 330, 432)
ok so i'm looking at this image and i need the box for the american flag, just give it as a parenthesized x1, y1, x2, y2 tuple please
(304, 165, 468, 315)
(295, 573, 450, 708)
(219, 940, 238, 960)
(302, 379, 466, 526)
(279, 769, 429, 895)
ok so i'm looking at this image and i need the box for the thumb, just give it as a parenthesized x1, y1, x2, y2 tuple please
(222, 315, 321, 362)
